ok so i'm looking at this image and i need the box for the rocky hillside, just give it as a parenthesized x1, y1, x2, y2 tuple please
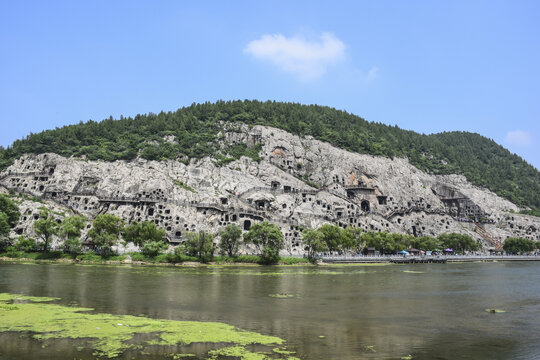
(1, 123, 538, 254)
(1, 101, 539, 211)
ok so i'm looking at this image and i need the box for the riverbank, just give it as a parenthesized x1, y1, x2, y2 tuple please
(0, 252, 311, 267)
(320, 254, 540, 263)
(1, 252, 539, 267)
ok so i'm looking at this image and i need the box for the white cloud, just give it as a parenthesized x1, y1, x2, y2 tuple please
(244, 32, 346, 81)
(365, 66, 379, 83)
(504, 130, 532, 147)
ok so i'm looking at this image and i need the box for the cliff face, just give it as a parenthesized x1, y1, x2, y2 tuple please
(1, 124, 538, 253)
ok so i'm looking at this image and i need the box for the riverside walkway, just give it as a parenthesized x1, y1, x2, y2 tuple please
(319, 254, 540, 264)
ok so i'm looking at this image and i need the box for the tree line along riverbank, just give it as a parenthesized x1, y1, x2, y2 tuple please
(1, 194, 539, 266)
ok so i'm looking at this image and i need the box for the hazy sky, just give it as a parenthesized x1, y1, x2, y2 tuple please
(1, 1, 539, 169)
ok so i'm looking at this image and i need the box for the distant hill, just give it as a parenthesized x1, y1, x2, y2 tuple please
(1, 100, 538, 210)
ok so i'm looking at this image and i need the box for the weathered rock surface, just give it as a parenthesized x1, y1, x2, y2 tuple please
(1, 124, 538, 253)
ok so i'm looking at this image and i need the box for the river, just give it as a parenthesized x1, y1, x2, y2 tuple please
(0, 261, 539, 360)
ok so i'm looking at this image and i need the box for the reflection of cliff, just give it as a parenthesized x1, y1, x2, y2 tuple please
(1, 124, 539, 252)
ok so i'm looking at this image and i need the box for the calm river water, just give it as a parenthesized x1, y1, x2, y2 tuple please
(1, 261, 539, 360)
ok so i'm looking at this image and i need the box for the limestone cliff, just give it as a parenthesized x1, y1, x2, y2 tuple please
(1, 124, 538, 253)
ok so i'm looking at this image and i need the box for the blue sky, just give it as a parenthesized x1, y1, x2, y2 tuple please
(1, 1, 539, 169)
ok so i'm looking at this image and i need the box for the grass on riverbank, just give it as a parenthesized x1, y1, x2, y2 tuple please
(0, 251, 310, 266)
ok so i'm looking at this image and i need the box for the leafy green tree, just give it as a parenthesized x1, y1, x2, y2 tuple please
(438, 233, 481, 254)
(340, 227, 357, 251)
(88, 214, 125, 257)
(12, 236, 38, 252)
(410, 236, 442, 251)
(122, 222, 141, 245)
(243, 222, 283, 264)
(360, 231, 407, 254)
(362, 232, 387, 254)
(302, 228, 327, 260)
(59, 215, 86, 255)
(359, 231, 378, 251)
(0, 194, 20, 228)
(0, 195, 20, 245)
(123, 221, 167, 257)
(123, 221, 166, 247)
(315, 225, 357, 253)
(318, 224, 344, 252)
(33, 208, 59, 254)
(0, 237, 12, 253)
(60, 215, 86, 239)
(345, 227, 365, 253)
(173, 244, 189, 261)
(0, 212, 10, 240)
(185, 231, 215, 263)
(390, 233, 412, 252)
(376, 232, 398, 254)
(140, 241, 168, 257)
(219, 224, 242, 257)
(503, 237, 536, 254)
(63, 237, 83, 255)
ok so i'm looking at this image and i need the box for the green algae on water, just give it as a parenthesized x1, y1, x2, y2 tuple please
(208, 346, 299, 360)
(326, 263, 390, 267)
(363, 345, 376, 352)
(207, 346, 267, 360)
(0, 292, 60, 302)
(273, 347, 296, 355)
(269, 293, 294, 298)
(211, 270, 349, 276)
(485, 308, 506, 313)
(0, 292, 294, 359)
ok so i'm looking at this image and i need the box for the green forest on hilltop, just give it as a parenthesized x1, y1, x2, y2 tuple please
(0, 100, 538, 211)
